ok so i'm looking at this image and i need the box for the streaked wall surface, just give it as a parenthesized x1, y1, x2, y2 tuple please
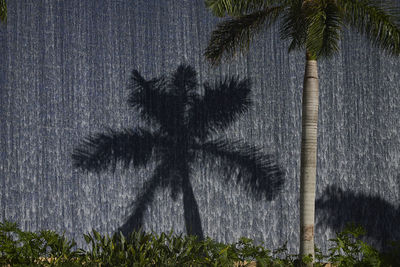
(1, 0, 399, 252)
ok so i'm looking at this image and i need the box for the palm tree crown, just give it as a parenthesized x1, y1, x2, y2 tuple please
(72, 64, 284, 238)
(205, 0, 400, 63)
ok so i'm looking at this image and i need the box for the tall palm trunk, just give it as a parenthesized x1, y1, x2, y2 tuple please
(299, 54, 319, 263)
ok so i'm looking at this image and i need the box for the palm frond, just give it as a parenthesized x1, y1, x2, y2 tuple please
(280, 0, 307, 52)
(205, 0, 281, 17)
(188, 77, 251, 139)
(197, 139, 284, 200)
(319, 1, 342, 57)
(338, 0, 400, 55)
(205, 6, 284, 65)
(0, 0, 6, 23)
(306, 0, 342, 58)
(72, 128, 156, 172)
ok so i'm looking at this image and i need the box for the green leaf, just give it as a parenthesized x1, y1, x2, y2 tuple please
(83, 234, 92, 244)
(205, 0, 280, 17)
(338, 0, 400, 55)
(92, 230, 101, 241)
(205, 6, 285, 65)
(305, 0, 342, 58)
(318, 0, 342, 57)
(280, 0, 307, 52)
(0, 0, 6, 23)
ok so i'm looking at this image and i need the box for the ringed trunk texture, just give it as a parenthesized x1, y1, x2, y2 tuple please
(299, 57, 319, 263)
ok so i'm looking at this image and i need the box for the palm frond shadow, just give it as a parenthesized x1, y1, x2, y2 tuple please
(72, 64, 285, 239)
(316, 182, 400, 250)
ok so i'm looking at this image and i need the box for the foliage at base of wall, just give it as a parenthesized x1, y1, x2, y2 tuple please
(0, 221, 399, 266)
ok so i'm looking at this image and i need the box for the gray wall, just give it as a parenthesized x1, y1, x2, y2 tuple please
(1, 0, 399, 253)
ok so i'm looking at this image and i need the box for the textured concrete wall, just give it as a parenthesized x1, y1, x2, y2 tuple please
(1, 0, 399, 253)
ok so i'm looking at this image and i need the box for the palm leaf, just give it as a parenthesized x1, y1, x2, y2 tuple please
(0, 0, 6, 23)
(188, 77, 251, 139)
(197, 138, 284, 200)
(280, 0, 308, 52)
(306, 0, 342, 58)
(72, 128, 156, 172)
(205, 0, 280, 17)
(318, 0, 342, 57)
(205, 6, 284, 65)
(338, 0, 400, 55)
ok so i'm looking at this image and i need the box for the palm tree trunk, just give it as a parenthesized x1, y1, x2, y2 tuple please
(299, 53, 319, 264)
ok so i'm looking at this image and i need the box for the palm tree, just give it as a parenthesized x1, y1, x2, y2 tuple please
(0, 0, 6, 23)
(204, 0, 400, 262)
(72, 64, 284, 239)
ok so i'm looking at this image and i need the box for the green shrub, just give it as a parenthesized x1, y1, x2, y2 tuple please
(1, 220, 399, 266)
(0, 220, 80, 266)
(325, 223, 380, 266)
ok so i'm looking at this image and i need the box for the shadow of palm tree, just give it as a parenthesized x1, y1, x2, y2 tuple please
(316, 184, 400, 249)
(72, 64, 284, 239)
